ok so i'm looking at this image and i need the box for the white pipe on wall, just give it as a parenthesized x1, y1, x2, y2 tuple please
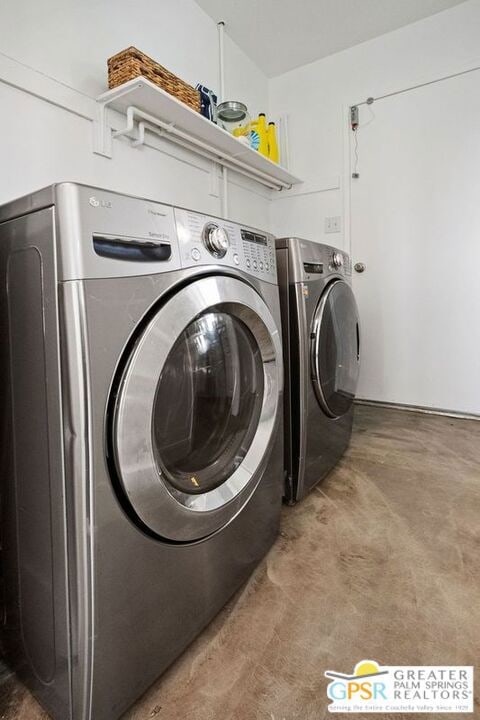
(218, 21, 225, 100)
(131, 120, 284, 189)
(217, 21, 228, 218)
(114, 106, 288, 189)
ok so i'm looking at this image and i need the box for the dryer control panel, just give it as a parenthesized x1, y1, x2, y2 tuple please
(174, 208, 277, 283)
(276, 237, 352, 285)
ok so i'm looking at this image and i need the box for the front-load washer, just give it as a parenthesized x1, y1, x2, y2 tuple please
(276, 237, 360, 503)
(0, 183, 283, 720)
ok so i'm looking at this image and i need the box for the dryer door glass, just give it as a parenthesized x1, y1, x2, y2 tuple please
(111, 275, 282, 543)
(152, 311, 264, 495)
(311, 280, 360, 418)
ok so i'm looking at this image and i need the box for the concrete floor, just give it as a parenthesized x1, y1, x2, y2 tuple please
(1, 405, 479, 719)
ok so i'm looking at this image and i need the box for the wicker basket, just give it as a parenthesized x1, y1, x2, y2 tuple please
(108, 47, 200, 113)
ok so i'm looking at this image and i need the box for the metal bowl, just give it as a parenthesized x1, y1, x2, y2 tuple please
(217, 101, 248, 123)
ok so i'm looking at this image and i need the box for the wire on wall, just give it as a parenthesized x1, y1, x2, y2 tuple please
(349, 100, 375, 179)
(349, 62, 480, 181)
(350, 105, 359, 178)
(351, 63, 480, 110)
(352, 128, 359, 179)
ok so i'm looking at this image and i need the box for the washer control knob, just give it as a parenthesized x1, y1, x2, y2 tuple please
(332, 251, 344, 269)
(202, 223, 229, 258)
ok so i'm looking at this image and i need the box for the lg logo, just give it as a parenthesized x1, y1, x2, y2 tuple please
(89, 196, 112, 208)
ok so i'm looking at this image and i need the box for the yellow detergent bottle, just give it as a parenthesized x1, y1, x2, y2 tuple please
(267, 121, 279, 163)
(256, 113, 269, 156)
(247, 119, 260, 151)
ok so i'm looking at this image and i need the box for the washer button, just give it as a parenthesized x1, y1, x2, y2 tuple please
(253, 260, 258, 269)
(259, 261, 264, 270)
(233, 253, 240, 265)
(191, 247, 201, 261)
(246, 258, 251, 268)
(265, 263, 269, 271)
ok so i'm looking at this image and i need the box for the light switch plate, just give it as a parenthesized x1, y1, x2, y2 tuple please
(325, 216, 341, 233)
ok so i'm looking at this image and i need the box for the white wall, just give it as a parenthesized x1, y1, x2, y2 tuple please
(269, 0, 480, 413)
(269, 0, 480, 246)
(0, 0, 271, 229)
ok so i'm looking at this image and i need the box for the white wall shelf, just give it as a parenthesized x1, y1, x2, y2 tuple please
(94, 77, 302, 191)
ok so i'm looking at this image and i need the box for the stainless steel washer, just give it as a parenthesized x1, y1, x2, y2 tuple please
(276, 237, 360, 503)
(0, 183, 283, 719)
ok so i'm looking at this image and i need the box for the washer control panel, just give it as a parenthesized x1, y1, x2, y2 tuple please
(240, 229, 275, 277)
(174, 208, 277, 283)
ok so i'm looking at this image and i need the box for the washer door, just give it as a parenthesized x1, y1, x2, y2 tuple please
(311, 280, 360, 418)
(111, 275, 282, 542)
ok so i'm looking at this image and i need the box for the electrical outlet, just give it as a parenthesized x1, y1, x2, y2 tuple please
(325, 216, 341, 233)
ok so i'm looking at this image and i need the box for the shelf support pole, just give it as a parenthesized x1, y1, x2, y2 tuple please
(217, 20, 228, 217)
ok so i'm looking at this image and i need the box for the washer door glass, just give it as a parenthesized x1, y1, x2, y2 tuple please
(152, 311, 264, 495)
(311, 280, 360, 418)
(111, 275, 282, 543)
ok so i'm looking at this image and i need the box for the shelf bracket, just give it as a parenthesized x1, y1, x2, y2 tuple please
(93, 101, 112, 158)
(93, 82, 146, 158)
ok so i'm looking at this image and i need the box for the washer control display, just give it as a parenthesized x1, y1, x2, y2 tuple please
(241, 230, 268, 246)
(304, 262, 324, 274)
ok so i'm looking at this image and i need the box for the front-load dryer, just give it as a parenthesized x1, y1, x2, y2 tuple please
(276, 237, 360, 503)
(0, 183, 283, 720)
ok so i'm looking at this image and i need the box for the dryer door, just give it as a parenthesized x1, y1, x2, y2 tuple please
(111, 275, 282, 542)
(311, 280, 360, 418)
